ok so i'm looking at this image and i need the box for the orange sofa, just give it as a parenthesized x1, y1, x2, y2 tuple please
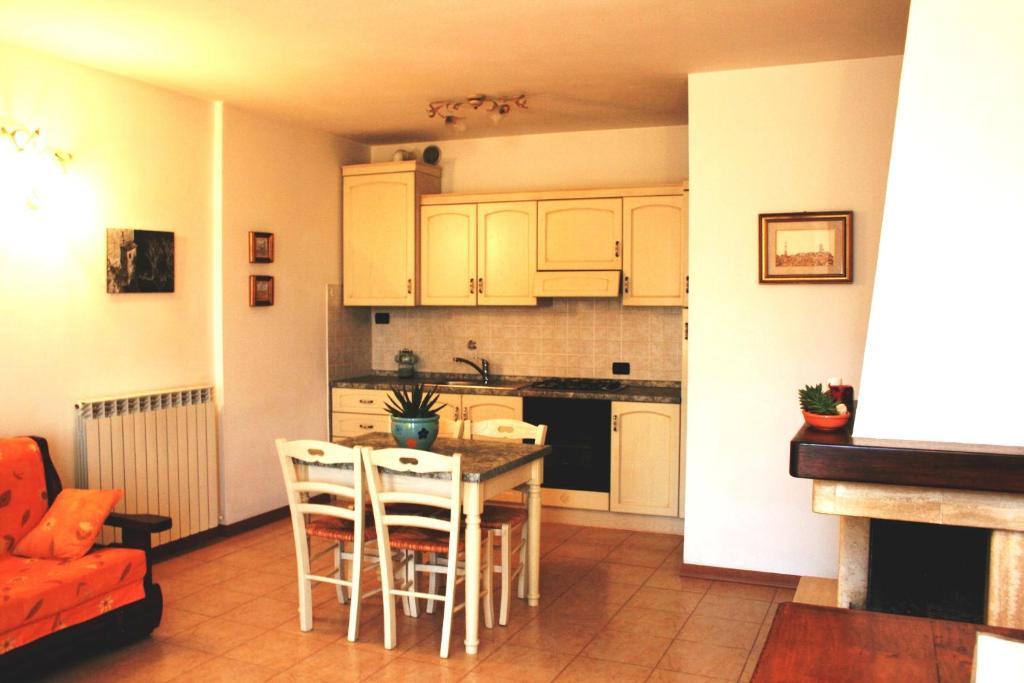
(0, 436, 170, 677)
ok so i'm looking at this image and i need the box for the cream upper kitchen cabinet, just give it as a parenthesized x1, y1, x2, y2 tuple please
(342, 162, 441, 306)
(420, 202, 536, 306)
(622, 195, 688, 306)
(610, 401, 680, 517)
(420, 204, 477, 305)
(537, 198, 622, 270)
(477, 202, 536, 305)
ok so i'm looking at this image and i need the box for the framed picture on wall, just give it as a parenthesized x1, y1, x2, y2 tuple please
(249, 275, 274, 306)
(759, 211, 853, 283)
(249, 231, 274, 264)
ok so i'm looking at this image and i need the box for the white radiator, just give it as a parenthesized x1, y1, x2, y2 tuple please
(75, 386, 219, 546)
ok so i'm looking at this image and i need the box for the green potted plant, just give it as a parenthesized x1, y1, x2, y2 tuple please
(385, 384, 446, 449)
(798, 383, 851, 431)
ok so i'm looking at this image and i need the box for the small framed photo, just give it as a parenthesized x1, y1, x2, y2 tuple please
(249, 231, 274, 264)
(249, 275, 274, 306)
(759, 211, 853, 283)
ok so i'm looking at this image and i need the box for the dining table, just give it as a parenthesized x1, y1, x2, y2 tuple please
(330, 432, 549, 655)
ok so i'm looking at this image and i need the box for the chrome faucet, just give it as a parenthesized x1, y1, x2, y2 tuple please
(453, 356, 490, 385)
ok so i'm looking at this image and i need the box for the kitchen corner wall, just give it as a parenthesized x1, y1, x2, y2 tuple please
(328, 284, 371, 379)
(370, 301, 682, 381)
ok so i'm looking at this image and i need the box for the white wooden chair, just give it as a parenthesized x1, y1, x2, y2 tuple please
(276, 438, 377, 642)
(362, 447, 491, 658)
(467, 419, 548, 626)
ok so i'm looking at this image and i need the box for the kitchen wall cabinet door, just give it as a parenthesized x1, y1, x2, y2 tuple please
(537, 198, 622, 271)
(342, 163, 440, 306)
(610, 401, 680, 517)
(421, 204, 477, 306)
(477, 202, 537, 305)
(622, 195, 688, 306)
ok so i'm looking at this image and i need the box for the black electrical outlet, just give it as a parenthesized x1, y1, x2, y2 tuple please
(374, 312, 390, 324)
(612, 362, 630, 375)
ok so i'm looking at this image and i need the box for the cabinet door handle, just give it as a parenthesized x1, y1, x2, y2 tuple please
(612, 415, 618, 432)
(453, 406, 460, 420)
(358, 399, 374, 404)
(614, 240, 620, 258)
(407, 279, 412, 294)
(477, 277, 483, 294)
(623, 275, 630, 293)
(686, 275, 689, 294)
(469, 278, 475, 294)
(359, 423, 374, 430)
(463, 406, 469, 420)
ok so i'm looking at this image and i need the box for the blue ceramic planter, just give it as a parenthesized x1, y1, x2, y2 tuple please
(390, 416, 440, 450)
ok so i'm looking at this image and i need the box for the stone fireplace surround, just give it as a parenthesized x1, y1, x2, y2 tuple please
(790, 425, 1024, 628)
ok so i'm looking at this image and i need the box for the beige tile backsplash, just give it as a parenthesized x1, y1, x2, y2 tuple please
(369, 300, 683, 381)
(327, 285, 372, 380)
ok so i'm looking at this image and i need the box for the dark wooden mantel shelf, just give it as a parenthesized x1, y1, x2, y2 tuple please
(790, 424, 1024, 494)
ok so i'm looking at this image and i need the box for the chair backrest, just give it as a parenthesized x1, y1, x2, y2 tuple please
(438, 418, 464, 439)
(362, 447, 462, 557)
(275, 438, 365, 531)
(467, 419, 547, 446)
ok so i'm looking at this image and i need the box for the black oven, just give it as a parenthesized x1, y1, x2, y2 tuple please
(523, 397, 611, 493)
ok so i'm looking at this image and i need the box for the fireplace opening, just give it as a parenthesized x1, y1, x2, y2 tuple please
(867, 519, 990, 623)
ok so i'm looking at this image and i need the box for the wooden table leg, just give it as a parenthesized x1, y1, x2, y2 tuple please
(838, 516, 870, 609)
(527, 461, 542, 607)
(463, 485, 482, 655)
(988, 529, 1024, 628)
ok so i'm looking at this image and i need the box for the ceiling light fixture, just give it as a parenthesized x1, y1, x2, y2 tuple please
(428, 94, 527, 132)
(1, 124, 74, 210)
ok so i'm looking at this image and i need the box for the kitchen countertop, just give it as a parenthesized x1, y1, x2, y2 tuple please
(331, 373, 681, 404)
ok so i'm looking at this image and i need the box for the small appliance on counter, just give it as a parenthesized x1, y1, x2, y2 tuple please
(394, 348, 418, 378)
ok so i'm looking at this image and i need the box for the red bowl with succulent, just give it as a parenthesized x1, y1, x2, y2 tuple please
(802, 410, 851, 431)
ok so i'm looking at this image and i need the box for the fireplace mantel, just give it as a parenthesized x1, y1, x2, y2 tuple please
(790, 423, 1024, 628)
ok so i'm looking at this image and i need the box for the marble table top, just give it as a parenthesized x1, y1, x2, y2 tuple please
(331, 432, 549, 482)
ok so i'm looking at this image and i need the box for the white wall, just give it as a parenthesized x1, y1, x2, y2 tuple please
(218, 105, 368, 523)
(686, 56, 902, 577)
(371, 125, 687, 193)
(856, 1, 1024, 448)
(0, 42, 214, 481)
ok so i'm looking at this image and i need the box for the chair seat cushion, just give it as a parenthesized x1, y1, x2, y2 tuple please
(0, 547, 146, 650)
(388, 527, 464, 554)
(306, 514, 376, 542)
(480, 504, 528, 530)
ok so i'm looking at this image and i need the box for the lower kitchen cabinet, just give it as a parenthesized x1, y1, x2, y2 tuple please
(610, 401, 680, 517)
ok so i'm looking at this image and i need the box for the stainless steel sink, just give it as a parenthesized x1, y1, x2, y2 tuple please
(429, 380, 520, 391)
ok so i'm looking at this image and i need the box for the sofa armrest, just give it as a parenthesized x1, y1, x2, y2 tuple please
(105, 512, 172, 534)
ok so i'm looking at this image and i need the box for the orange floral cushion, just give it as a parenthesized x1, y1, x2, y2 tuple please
(13, 489, 123, 560)
(0, 437, 50, 555)
(0, 548, 146, 649)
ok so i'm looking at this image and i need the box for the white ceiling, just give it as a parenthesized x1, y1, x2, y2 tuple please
(0, 0, 909, 144)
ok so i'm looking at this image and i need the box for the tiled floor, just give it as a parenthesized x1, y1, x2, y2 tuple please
(41, 520, 792, 682)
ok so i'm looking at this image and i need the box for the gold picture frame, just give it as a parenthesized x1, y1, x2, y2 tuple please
(248, 231, 274, 264)
(249, 275, 274, 306)
(759, 211, 853, 283)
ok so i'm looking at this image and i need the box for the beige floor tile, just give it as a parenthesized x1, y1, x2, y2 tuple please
(223, 629, 339, 670)
(559, 580, 639, 606)
(647, 670, 723, 682)
(584, 562, 656, 586)
(174, 560, 249, 587)
(707, 581, 777, 602)
(506, 614, 602, 655)
(607, 605, 689, 637)
(625, 586, 703, 614)
(101, 640, 217, 682)
(173, 587, 263, 617)
(272, 640, 395, 682)
(220, 595, 300, 628)
(362, 657, 465, 682)
(552, 655, 650, 682)
(151, 606, 211, 639)
(613, 546, 674, 568)
(213, 570, 295, 596)
(166, 654, 277, 682)
(620, 532, 684, 552)
(472, 643, 575, 682)
(659, 639, 748, 680)
(644, 571, 711, 594)
(167, 615, 268, 654)
(159, 574, 208, 603)
(546, 541, 614, 562)
(692, 594, 770, 625)
(677, 615, 761, 650)
(355, 611, 443, 653)
(583, 628, 673, 667)
(541, 593, 624, 625)
(571, 527, 631, 546)
(152, 555, 207, 580)
(540, 523, 582, 543)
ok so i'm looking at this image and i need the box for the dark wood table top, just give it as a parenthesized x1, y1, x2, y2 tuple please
(789, 424, 1024, 494)
(753, 602, 1024, 682)
(332, 432, 549, 482)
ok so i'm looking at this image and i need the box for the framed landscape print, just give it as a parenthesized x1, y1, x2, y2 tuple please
(106, 228, 175, 293)
(249, 231, 274, 264)
(759, 211, 853, 283)
(249, 275, 274, 306)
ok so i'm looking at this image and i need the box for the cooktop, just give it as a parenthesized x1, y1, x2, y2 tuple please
(526, 377, 625, 392)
